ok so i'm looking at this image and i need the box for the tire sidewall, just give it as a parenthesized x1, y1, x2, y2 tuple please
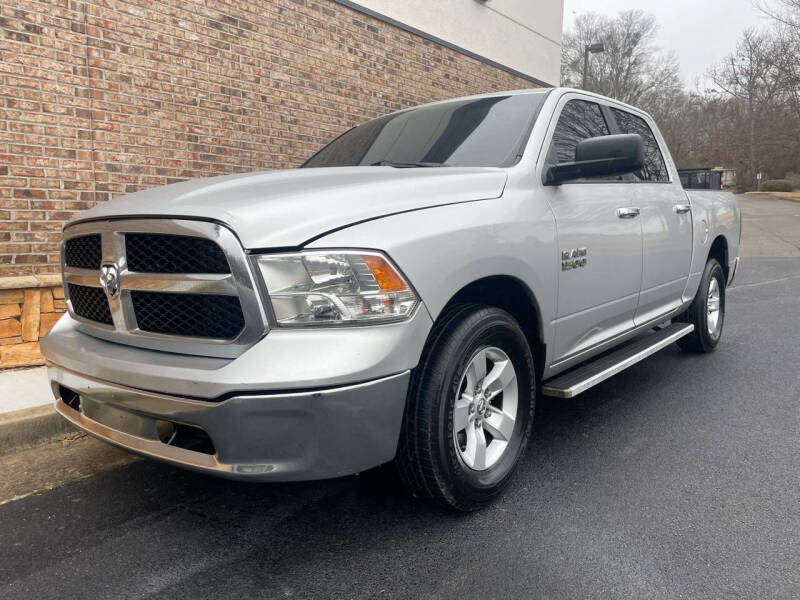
(433, 310, 535, 503)
(699, 260, 726, 348)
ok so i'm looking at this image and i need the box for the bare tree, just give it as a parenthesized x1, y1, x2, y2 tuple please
(563, 7, 800, 190)
(757, 0, 800, 28)
(561, 10, 693, 167)
(561, 9, 685, 118)
(708, 27, 797, 188)
(757, 1, 800, 124)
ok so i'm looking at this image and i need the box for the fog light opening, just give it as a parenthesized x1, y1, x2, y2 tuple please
(155, 419, 216, 456)
(59, 385, 81, 411)
(171, 424, 216, 455)
(155, 419, 177, 444)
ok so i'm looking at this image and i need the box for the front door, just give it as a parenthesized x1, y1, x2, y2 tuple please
(540, 97, 644, 363)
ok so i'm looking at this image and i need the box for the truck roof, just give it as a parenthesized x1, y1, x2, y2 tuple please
(388, 87, 651, 121)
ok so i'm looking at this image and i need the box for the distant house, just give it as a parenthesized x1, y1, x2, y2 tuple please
(715, 167, 737, 189)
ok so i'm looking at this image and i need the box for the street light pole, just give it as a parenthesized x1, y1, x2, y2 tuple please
(582, 42, 605, 90)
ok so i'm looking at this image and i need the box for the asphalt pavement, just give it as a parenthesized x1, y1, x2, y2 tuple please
(1, 196, 798, 599)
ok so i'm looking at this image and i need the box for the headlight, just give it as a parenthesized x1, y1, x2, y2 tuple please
(255, 251, 419, 326)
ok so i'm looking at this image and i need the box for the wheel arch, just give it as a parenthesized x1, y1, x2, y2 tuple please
(708, 235, 729, 282)
(436, 275, 546, 385)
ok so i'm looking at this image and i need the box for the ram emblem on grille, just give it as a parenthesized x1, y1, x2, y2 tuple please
(100, 263, 120, 298)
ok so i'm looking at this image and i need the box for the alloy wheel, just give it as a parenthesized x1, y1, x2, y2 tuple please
(453, 346, 518, 471)
(707, 277, 722, 337)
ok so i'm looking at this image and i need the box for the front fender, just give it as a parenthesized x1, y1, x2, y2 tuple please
(306, 192, 558, 368)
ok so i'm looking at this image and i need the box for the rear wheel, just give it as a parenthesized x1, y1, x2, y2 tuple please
(396, 305, 535, 511)
(677, 258, 726, 353)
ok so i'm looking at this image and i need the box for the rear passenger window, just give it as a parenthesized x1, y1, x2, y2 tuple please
(550, 100, 610, 164)
(610, 108, 669, 182)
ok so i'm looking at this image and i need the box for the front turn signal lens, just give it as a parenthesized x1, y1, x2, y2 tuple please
(362, 254, 408, 292)
(255, 250, 418, 326)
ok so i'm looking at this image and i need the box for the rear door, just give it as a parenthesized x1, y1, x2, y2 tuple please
(539, 96, 644, 363)
(607, 107, 693, 324)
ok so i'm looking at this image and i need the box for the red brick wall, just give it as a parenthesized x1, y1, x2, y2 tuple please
(0, 0, 538, 275)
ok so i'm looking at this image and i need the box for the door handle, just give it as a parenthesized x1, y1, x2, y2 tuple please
(674, 204, 691, 214)
(616, 207, 640, 219)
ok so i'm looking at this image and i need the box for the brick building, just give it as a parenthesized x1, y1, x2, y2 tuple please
(0, 0, 563, 366)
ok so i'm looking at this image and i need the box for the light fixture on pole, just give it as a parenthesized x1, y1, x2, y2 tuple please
(582, 42, 605, 89)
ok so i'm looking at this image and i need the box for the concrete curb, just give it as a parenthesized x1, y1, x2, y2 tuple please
(0, 405, 76, 455)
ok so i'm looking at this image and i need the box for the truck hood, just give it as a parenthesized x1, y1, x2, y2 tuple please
(70, 166, 508, 248)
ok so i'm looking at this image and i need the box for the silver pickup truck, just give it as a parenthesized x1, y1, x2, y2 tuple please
(42, 88, 740, 510)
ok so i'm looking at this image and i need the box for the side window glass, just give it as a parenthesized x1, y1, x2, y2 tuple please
(550, 100, 610, 164)
(610, 108, 669, 182)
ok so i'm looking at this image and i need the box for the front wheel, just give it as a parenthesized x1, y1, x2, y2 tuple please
(396, 305, 535, 511)
(677, 258, 726, 353)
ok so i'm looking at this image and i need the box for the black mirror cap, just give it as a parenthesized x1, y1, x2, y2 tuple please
(545, 134, 645, 185)
(576, 133, 644, 165)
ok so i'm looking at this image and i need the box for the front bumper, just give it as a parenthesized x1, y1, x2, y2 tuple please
(40, 306, 432, 398)
(48, 364, 410, 481)
(41, 290, 431, 479)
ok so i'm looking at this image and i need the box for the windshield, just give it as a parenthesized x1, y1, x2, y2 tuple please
(302, 92, 549, 169)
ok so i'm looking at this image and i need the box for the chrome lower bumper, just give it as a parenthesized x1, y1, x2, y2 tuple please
(48, 364, 410, 481)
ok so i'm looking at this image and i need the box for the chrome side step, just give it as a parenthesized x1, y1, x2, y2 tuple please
(541, 323, 695, 398)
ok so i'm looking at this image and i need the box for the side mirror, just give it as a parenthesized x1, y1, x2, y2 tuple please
(545, 134, 644, 185)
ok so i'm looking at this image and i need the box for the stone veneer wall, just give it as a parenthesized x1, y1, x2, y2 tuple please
(0, 274, 65, 367)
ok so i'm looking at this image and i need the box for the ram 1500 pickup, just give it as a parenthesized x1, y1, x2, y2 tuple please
(42, 88, 740, 510)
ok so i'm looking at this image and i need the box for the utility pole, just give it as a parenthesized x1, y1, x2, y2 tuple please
(582, 43, 605, 90)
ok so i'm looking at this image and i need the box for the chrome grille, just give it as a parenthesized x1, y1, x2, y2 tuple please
(61, 219, 267, 359)
(126, 233, 230, 274)
(64, 234, 102, 269)
(67, 283, 113, 325)
(131, 291, 244, 338)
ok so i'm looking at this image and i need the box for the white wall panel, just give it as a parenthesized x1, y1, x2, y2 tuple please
(346, 0, 563, 85)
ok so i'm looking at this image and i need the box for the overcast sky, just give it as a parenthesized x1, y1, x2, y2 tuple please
(563, 0, 770, 88)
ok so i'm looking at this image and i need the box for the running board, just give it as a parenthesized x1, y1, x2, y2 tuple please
(541, 323, 695, 398)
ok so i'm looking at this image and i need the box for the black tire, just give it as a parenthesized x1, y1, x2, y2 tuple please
(676, 258, 726, 353)
(396, 304, 536, 511)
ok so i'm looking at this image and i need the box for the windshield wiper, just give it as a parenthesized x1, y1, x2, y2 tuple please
(369, 160, 445, 168)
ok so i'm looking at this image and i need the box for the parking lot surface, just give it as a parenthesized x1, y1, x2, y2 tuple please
(1, 196, 798, 599)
